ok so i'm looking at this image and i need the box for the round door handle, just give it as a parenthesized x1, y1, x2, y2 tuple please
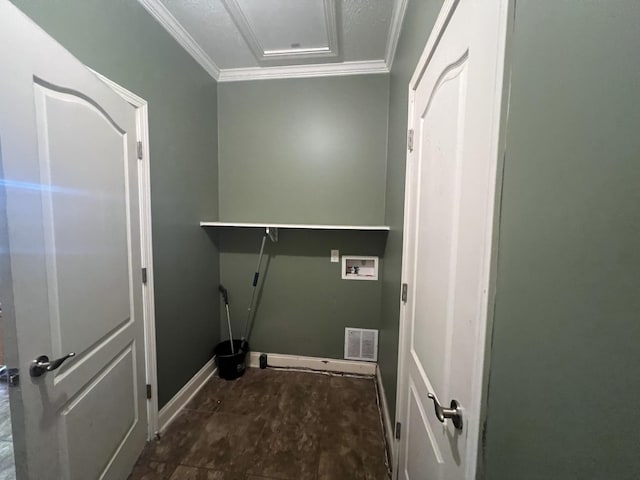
(427, 393, 463, 430)
(29, 352, 76, 377)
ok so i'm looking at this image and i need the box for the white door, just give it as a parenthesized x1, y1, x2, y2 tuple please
(395, 1, 508, 479)
(0, 3, 147, 479)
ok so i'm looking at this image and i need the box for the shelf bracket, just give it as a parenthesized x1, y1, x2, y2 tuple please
(266, 227, 278, 243)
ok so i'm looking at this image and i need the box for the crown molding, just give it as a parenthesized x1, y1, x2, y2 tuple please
(321, 0, 339, 59)
(138, 0, 220, 80)
(138, 0, 402, 82)
(384, 0, 409, 69)
(217, 60, 389, 82)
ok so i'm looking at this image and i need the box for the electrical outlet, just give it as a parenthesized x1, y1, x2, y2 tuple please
(331, 249, 339, 263)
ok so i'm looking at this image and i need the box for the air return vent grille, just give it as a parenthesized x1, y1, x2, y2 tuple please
(344, 328, 378, 362)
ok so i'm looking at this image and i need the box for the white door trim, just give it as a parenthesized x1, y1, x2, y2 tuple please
(393, 0, 511, 478)
(89, 70, 159, 440)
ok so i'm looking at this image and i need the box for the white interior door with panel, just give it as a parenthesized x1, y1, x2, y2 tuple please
(0, 3, 148, 478)
(395, 0, 509, 479)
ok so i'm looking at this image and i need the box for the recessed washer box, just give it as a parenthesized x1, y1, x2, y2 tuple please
(342, 256, 378, 281)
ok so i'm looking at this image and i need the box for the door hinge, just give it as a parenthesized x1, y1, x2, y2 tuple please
(401, 283, 408, 303)
(407, 129, 414, 152)
(146, 384, 152, 399)
(395, 421, 402, 440)
(142, 267, 148, 284)
(5, 368, 19, 387)
(137, 141, 143, 160)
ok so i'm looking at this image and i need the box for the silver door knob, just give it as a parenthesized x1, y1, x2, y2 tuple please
(29, 352, 76, 377)
(427, 393, 463, 430)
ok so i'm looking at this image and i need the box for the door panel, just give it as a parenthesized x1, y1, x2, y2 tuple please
(34, 83, 133, 359)
(0, 3, 147, 479)
(62, 345, 137, 480)
(405, 381, 442, 477)
(412, 56, 467, 401)
(396, 1, 509, 479)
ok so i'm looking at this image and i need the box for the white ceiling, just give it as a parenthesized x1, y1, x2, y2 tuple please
(138, 0, 407, 82)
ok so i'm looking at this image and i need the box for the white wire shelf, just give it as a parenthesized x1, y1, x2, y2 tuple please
(200, 221, 390, 231)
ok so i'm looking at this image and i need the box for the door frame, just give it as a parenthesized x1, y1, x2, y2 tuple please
(393, 0, 512, 477)
(90, 70, 159, 440)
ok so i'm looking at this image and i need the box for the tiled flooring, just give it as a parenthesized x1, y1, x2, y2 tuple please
(130, 368, 390, 480)
(0, 382, 15, 480)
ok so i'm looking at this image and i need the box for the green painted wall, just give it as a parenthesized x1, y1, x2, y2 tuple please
(216, 229, 387, 357)
(13, 0, 220, 408)
(378, 0, 444, 418)
(217, 76, 389, 224)
(216, 76, 389, 357)
(482, 1, 640, 478)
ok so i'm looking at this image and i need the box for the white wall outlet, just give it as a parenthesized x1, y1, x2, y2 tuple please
(331, 249, 339, 263)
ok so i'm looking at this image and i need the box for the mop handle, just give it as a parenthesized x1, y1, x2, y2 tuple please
(220, 286, 229, 304)
(243, 232, 267, 340)
(225, 304, 235, 354)
(219, 284, 234, 354)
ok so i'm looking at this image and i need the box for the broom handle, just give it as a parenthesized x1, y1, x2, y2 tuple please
(243, 232, 267, 341)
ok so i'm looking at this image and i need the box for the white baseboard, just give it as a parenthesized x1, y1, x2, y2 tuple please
(376, 364, 396, 466)
(248, 351, 376, 376)
(158, 358, 216, 434)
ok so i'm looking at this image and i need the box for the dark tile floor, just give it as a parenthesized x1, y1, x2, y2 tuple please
(130, 368, 390, 480)
(0, 382, 15, 480)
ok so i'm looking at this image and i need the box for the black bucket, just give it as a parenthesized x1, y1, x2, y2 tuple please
(214, 340, 248, 380)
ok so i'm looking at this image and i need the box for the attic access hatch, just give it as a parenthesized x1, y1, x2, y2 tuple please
(222, 0, 338, 62)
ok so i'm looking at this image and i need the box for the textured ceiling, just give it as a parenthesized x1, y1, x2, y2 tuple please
(158, 0, 395, 70)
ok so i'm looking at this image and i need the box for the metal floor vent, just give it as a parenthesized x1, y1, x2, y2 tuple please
(344, 328, 378, 362)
